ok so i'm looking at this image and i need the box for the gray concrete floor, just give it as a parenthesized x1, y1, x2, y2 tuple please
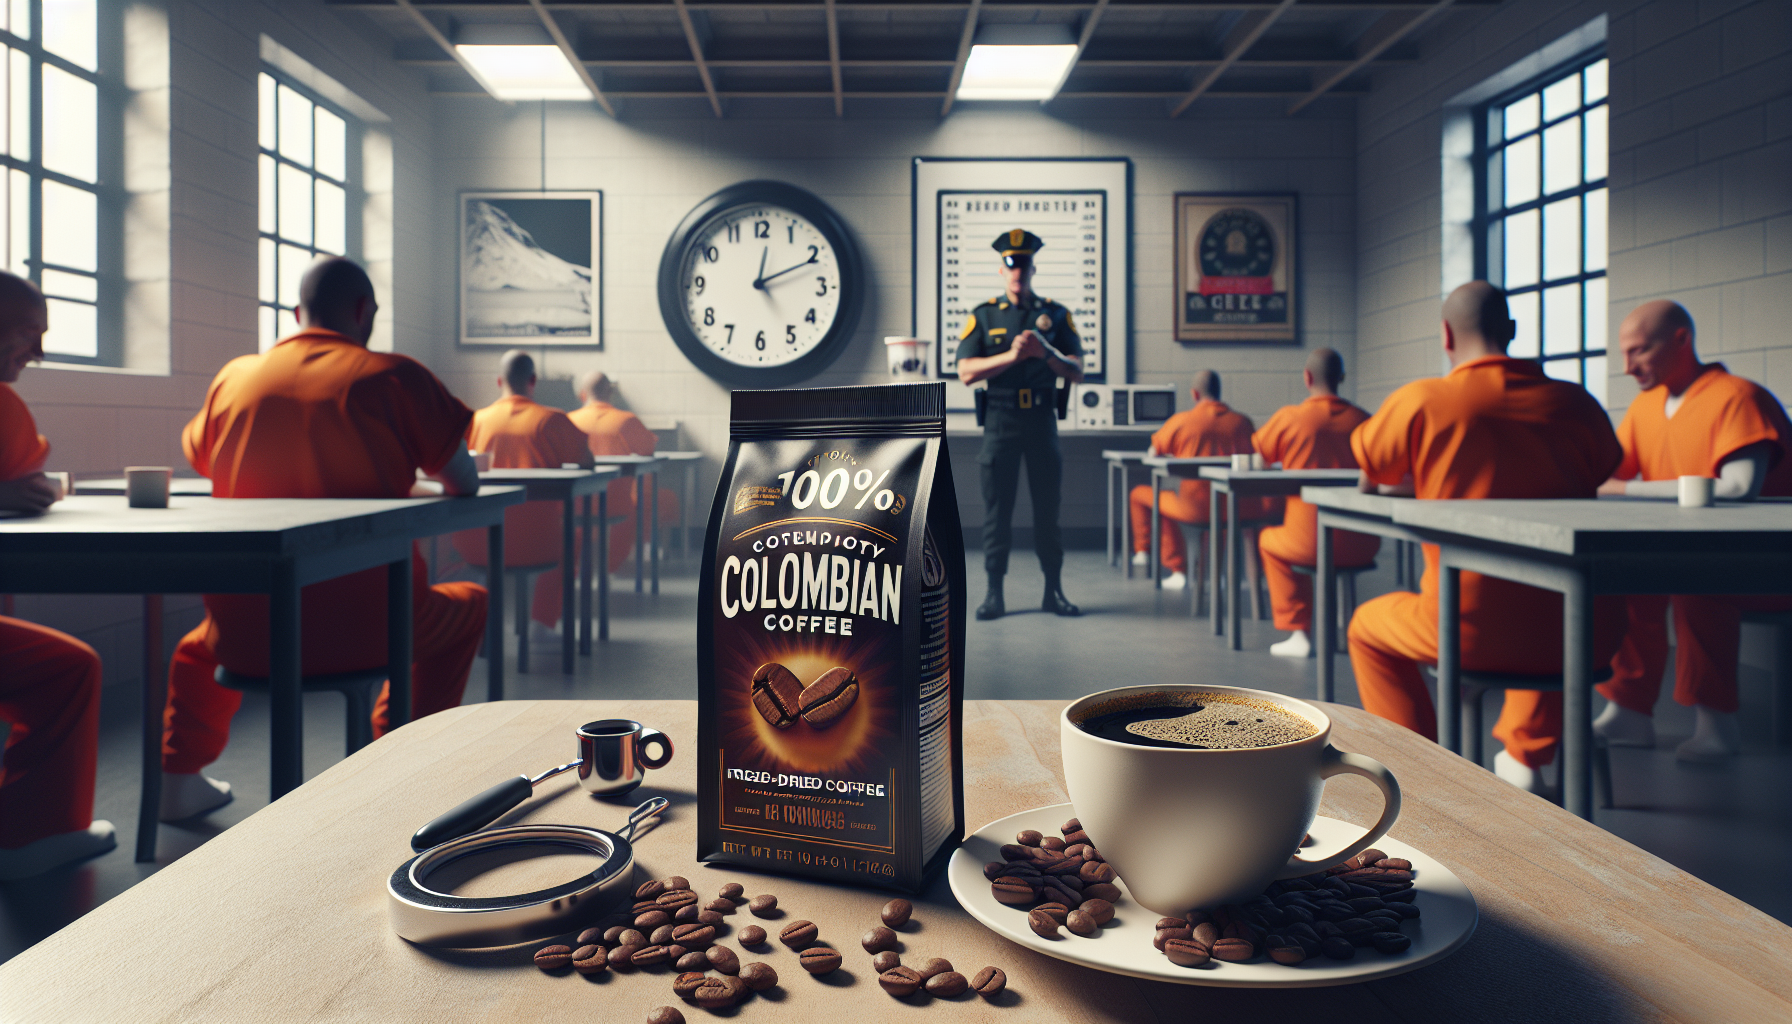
(4, 547, 1789, 966)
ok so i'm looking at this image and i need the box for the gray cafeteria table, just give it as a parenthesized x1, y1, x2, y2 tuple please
(476, 468, 619, 672)
(1137, 455, 1231, 585)
(0, 489, 523, 860)
(592, 454, 666, 595)
(74, 476, 214, 496)
(1101, 448, 1150, 572)
(1305, 487, 1792, 819)
(1200, 467, 1363, 647)
(658, 450, 703, 558)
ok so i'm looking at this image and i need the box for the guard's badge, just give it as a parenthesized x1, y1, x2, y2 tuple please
(1035, 313, 1052, 331)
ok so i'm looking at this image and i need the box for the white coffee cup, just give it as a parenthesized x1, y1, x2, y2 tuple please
(44, 471, 69, 502)
(1230, 453, 1252, 471)
(884, 337, 932, 380)
(1678, 475, 1714, 508)
(125, 466, 172, 509)
(1251, 452, 1266, 471)
(1060, 683, 1401, 916)
(470, 450, 493, 473)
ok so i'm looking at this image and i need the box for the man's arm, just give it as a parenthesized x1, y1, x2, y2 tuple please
(958, 349, 1021, 386)
(0, 472, 55, 515)
(1605, 441, 1773, 501)
(423, 447, 480, 497)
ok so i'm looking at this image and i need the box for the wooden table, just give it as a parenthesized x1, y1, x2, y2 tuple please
(1138, 456, 1230, 585)
(476, 468, 619, 673)
(1306, 488, 1792, 819)
(7, 698, 1790, 1022)
(593, 454, 667, 596)
(1100, 448, 1151, 573)
(659, 450, 703, 559)
(0, 490, 523, 861)
(1200, 468, 1362, 647)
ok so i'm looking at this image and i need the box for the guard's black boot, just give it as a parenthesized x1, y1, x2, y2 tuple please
(976, 575, 1005, 620)
(1042, 578, 1081, 616)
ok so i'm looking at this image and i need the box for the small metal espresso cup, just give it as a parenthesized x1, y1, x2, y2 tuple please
(577, 719, 674, 796)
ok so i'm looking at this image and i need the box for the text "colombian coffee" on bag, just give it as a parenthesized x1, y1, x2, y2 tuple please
(698, 383, 965, 892)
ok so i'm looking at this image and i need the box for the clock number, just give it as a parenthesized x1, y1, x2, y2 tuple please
(805, 308, 816, 324)
(704, 246, 719, 263)
(754, 220, 770, 239)
(755, 330, 766, 351)
(703, 307, 714, 326)
(724, 324, 734, 344)
(815, 277, 828, 296)
(693, 276, 705, 294)
(726, 223, 740, 244)
(807, 245, 818, 264)
(787, 224, 795, 244)
(785, 324, 796, 344)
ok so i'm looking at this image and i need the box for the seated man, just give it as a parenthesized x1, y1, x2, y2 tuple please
(164, 256, 487, 821)
(1254, 348, 1381, 658)
(0, 271, 113, 878)
(1126, 370, 1263, 590)
(567, 371, 678, 574)
(1349, 281, 1627, 794)
(452, 350, 593, 637)
(1594, 300, 1792, 762)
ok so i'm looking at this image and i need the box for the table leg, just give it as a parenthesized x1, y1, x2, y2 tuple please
(651, 471, 660, 596)
(1228, 488, 1242, 652)
(1394, 540, 1405, 588)
(1316, 522, 1334, 702)
(1210, 485, 1221, 636)
(1150, 470, 1161, 588)
(1563, 571, 1594, 819)
(580, 494, 593, 657)
(136, 594, 164, 862)
(487, 524, 504, 702)
(599, 491, 610, 642)
(1437, 563, 1461, 754)
(634, 474, 645, 595)
(386, 552, 412, 729)
(269, 560, 302, 799)
(1105, 461, 1115, 567)
(562, 495, 575, 675)
(1122, 464, 1134, 579)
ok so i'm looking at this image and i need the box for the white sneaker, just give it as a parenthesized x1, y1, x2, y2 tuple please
(160, 772, 233, 822)
(1160, 571, 1187, 591)
(0, 821, 116, 880)
(1269, 630, 1313, 659)
(1131, 551, 1149, 566)
(1592, 701, 1655, 748)
(1493, 750, 1553, 796)
(528, 620, 561, 642)
(1676, 707, 1741, 764)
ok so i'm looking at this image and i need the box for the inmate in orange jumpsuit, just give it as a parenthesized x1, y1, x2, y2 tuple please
(452, 394, 592, 629)
(0, 383, 102, 848)
(567, 400, 679, 573)
(164, 327, 488, 772)
(1599, 364, 1792, 716)
(1253, 395, 1382, 632)
(1127, 400, 1269, 575)
(1348, 356, 1628, 767)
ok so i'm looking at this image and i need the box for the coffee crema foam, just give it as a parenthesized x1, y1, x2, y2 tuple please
(1078, 691, 1317, 749)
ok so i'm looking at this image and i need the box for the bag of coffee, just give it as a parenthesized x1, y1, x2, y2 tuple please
(698, 383, 965, 892)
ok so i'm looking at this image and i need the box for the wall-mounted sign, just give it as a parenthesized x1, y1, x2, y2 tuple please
(460, 191, 602, 347)
(1174, 193, 1297, 345)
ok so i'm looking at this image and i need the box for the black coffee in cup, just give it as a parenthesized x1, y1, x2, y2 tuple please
(1075, 691, 1316, 750)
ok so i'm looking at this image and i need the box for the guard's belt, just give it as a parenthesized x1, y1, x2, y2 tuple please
(983, 388, 1055, 411)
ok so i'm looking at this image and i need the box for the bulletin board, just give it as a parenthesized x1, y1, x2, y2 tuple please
(1173, 193, 1297, 344)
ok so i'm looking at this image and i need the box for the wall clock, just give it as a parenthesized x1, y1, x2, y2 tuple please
(657, 180, 865, 388)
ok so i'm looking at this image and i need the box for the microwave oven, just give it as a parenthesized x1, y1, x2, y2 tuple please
(1069, 384, 1178, 430)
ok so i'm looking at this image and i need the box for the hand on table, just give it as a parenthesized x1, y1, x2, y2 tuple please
(1596, 478, 1629, 497)
(0, 472, 56, 515)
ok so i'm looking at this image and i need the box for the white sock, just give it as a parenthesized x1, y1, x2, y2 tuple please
(1593, 701, 1655, 747)
(0, 821, 116, 881)
(1269, 630, 1312, 659)
(1676, 706, 1740, 763)
(1493, 750, 1553, 796)
(160, 772, 233, 822)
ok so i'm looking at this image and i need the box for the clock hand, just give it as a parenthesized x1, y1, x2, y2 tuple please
(753, 247, 768, 290)
(757, 253, 820, 287)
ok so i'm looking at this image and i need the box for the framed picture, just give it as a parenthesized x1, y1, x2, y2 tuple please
(460, 191, 602, 347)
(913, 157, 1131, 406)
(1174, 193, 1297, 344)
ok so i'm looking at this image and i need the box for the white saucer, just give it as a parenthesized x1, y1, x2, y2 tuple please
(948, 803, 1478, 988)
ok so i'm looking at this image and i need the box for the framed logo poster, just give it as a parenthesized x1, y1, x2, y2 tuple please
(460, 191, 602, 347)
(1174, 193, 1296, 344)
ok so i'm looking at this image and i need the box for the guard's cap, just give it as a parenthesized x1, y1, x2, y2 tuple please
(993, 228, 1044, 267)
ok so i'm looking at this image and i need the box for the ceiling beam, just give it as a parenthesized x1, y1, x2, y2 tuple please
(1052, 0, 1109, 97)
(336, 2, 1497, 11)
(395, 56, 1412, 70)
(1287, 0, 1453, 114)
(938, 0, 982, 116)
(672, 0, 725, 117)
(526, 0, 617, 116)
(389, 0, 513, 103)
(1169, 0, 1294, 118)
(428, 87, 1371, 100)
(825, 0, 843, 116)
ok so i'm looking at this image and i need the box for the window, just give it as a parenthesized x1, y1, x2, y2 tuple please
(1478, 53, 1608, 405)
(258, 71, 357, 352)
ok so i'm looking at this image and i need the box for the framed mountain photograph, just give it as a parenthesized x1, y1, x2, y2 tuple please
(460, 191, 602, 347)
(1173, 193, 1297, 344)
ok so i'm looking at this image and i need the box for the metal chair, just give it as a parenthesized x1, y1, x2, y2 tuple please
(1454, 667, 1616, 809)
(1291, 560, 1377, 652)
(214, 665, 388, 757)
(1741, 609, 1792, 747)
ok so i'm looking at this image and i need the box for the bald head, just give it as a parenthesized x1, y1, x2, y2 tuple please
(499, 349, 536, 396)
(1618, 299, 1701, 393)
(1192, 369, 1221, 403)
(1441, 281, 1514, 365)
(0, 271, 45, 384)
(1305, 348, 1344, 393)
(578, 370, 614, 405)
(297, 256, 377, 344)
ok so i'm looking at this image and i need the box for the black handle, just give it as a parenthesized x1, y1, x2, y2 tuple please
(411, 775, 533, 852)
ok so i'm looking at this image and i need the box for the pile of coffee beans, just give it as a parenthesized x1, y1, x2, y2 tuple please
(860, 897, 1006, 1003)
(983, 816, 1123, 929)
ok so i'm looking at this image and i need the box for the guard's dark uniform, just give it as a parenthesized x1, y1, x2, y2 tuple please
(957, 231, 1082, 617)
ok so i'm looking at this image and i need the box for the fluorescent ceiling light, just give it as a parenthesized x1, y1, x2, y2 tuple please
(955, 25, 1078, 101)
(454, 25, 591, 101)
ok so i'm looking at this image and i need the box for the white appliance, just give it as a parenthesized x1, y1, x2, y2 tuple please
(1069, 384, 1178, 431)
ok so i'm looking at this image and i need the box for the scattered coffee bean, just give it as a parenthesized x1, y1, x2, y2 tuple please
(631, 945, 671, 968)
(1084, 882, 1123, 903)
(992, 877, 1038, 906)
(799, 947, 843, 974)
(999, 843, 1031, 861)
(926, 971, 969, 997)
(618, 929, 648, 947)
(1079, 861, 1116, 884)
(1163, 938, 1210, 967)
(879, 966, 923, 997)
(705, 898, 735, 914)
(636, 880, 668, 901)
(1063, 830, 1091, 847)
(718, 881, 745, 900)
(1079, 898, 1115, 925)
(672, 972, 707, 1000)
(748, 894, 778, 916)
(1027, 909, 1061, 939)
(1002, 860, 1041, 877)
(603, 924, 627, 944)
(649, 924, 675, 945)
(672, 923, 716, 950)
(692, 977, 741, 1009)
(1193, 922, 1220, 947)
(983, 861, 1009, 882)
(672, 904, 699, 923)
(697, 909, 725, 927)
(881, 898, 913, 928)
(647, 1006, 686, 1024)
(576, 926, 605, 946)
(1321, 936, 1355, 960)
(1372, 931, 1412, 955)
(917, 957, 953, 980)
(1017, 829, 1043, 847)
(1066, 909, 1098, 936)
(1153, 926, 1192, 951)
(706, 945, 740, 974)
(871, 951, 901, 973)
(1156, 916, 1187, 929)
(1356, 848, 1388, 866)
(1060, 816, 1081, 834)
(657, 890, 699, 911)
(608, 944, 640, 968)
(1376, 858, 1412, 871)
(1269, 945, 1306, 966)
(798, 666, 859, 728)
(1211, 938, 1254, 962)
(1040, 836, 1066, 852)
(662, 876, 689, 891)
(779, 920, 819, 949)
(633, 900, 662, 915)
(666, 943, 689, 961)
(862, 925, 898, 953)
(1032, 902, 1070, 926)
(572, 944, 608, 975)
(971, 966, 1006, 999)
(534, 944, 573, 971)
(738, 924, 767, 946)
(675, 951, 707, 971)
(740, 962, 778, 991)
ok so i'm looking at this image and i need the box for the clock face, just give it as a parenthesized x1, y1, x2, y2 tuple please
(1199, 207, 1276, 278)
(678, 204, 842, 368)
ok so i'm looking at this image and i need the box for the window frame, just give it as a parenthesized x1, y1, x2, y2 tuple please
(1473, 47, 1609, 401)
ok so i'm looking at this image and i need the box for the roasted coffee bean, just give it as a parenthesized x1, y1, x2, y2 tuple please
(608, 944, 641, 968)
(1337, 917, 1376, 937)
(738, 924, 767, 946)
(971, 966, 1006, 999)
(1001, 860, 1041, 877)
(1269, 944, 1306, 965)
(1156, 916, 1188, 930)
(748, 894, 778, 916)
(862, 926, 899, 953)
(636, 880, 668, 900)
(1046, 861, 1085, 881)
(1381, 887, 1418, 904)
(881, 898, 913, 928)
(1066, 910, 1098, 936)
(1040, 836, 1067, 852)
(798, 667, 859, 728)
(740, 962, 778, 991)
(666, 944, 689, 962)
(673, 904, 700, 923)
(1028, 909, 1062, 938)
(878, 966, 923, 997)
(577, 926, 606, 946)
(1375, 857, 1413, 871)
(1084, 882, 1122, 904)
(647, 1006, 686, 1024)
(1063, 829, 1091, 847)
(662, 876, 689, 891)
(1364, 910, 1402, 928)
(1356, 848, 1388, 867)
(619, 929, 648, 947)
(1282, 904, 1315, 926)
(1281, 878, 1316, 891)
(1079, 861, 1116, 884)
(779, 920, 819, 949)
(1064, 844, 1093, 860)
(706, 945, 740, 974)
(1345, 896, 1384, 914)
(1372, 931, 1412, 955)
(1017, 829, 1043, 846)
(992, 877, 1038, 906)
(698, 909, 725, 927)
(871, 951, 901, 973)
(692, 977, 742, 1009)
(1346, 882, 1383, 899)
(1153, 926, 1192, 951)
(1162, 938, 1210, 967)
(752, 662, 804, 729)
(1389, 902, 1421, 920)
(799, 947, 843, 974)
(999, 844, 1032, 861)
(631, 945, 671, 968)
(925, 971, 969, 997)
(572, 944, 608, 975)
(1191, 921, 1221, 947)
(1061, 816, 1082, 834)
(704, 898, 734, 913)
(649, 924, 676, 945)
(1029, 848, 1067, 868)
(1286, 923, 1321, 944)
(1080, 898, 1116, 925)
(1211, 938, 1254, 962)
(1314, 920, 1342, 939)
(657, 890, 699, 911)
(673, 923, 716, 949)
(672, 972, 707, 1000)
(534, 944, 574, 971)
(675, 951, 707, 971)
(983, 861, 1009, 882)
(1345, 868, 1414, 885)
(1316, 903, 1356, 922)
(1321, 936, 1355, 960)
(1040, 882, 1081, 908)
(917, 957, 953, 980)
(1033, 902, 1070, 925)
(603, 924, 628, 944)
(718, 881, 745, 900)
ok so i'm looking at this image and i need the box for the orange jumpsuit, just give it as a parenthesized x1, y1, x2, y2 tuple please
(0, 383, 102, 848)
(566, 401, 679, 573)
(452, 395, 592, 629)
(1127, 400, 1268, 575)
(164, 327, 488, 772)
(1253, 395, 1382, 633)
(1348, 356, 1628, 767)
(1599, 364, 1792, 716)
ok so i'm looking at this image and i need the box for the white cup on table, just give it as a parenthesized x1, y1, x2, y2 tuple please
(125, 466, 171, 508)
(44, 471, 69, 501)
(1678, 475, 1714, 508)
(1251, 452, 1266, 471)
(1231, 454, 1252, 471)
(470, 450, 492, 473)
